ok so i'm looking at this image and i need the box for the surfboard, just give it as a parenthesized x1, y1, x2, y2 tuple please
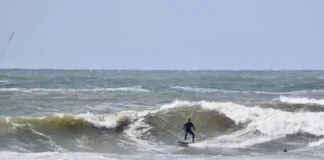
(177, 141, 193, 146)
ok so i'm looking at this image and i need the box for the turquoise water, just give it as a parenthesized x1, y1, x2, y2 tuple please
(1, 69, 324, 159)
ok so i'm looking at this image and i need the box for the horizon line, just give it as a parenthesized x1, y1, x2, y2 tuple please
(0, 67, 323, 71)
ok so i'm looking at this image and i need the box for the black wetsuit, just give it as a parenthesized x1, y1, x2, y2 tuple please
(183, 122, 195, 142)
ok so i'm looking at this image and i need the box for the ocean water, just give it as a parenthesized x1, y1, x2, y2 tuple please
(1, 69, 324, 159)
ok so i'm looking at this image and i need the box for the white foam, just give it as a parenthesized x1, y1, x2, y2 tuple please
(279, 96, 324, 105)
(170, 86, 285, 95)
(75, 112, 119, 129)
(0, 151, 266, 160)
(123, 117, 155, 149)
(74, 111, 151, 129)
(170, 86, 241, 93)
(0, 152, 111, 160)
(0, 80, 10, 84)
(0, 86, 151, 93)
(171, 86, 324, 95)
(309, 138, 324, 147)
(192, 129, 276, 149)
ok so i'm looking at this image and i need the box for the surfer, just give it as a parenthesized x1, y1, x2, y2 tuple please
(183, 118, 195, 142)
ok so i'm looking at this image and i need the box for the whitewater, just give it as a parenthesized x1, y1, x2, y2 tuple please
(1, 70, 324, 159)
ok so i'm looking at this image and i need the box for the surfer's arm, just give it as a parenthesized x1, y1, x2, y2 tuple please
(192, 123, 195, 131)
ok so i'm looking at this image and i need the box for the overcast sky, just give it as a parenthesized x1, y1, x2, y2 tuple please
(0, 0, 323, 70)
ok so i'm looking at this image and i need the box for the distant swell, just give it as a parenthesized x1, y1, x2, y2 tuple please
(170, 86, 324, 94)
(0, 86, 151, 93)
(170, 86, 241, 93)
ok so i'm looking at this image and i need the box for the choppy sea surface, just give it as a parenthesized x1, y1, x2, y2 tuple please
(1, 69, 324, 159)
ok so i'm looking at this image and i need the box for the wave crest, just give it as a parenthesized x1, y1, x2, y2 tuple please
(0, 86, 151, 93)
(279, 96, 324, 105)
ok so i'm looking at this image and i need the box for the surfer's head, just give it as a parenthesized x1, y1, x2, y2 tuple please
(187, 118, 191, 122)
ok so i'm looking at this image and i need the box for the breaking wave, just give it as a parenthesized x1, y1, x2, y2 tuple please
(2, 100, 324, 152)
